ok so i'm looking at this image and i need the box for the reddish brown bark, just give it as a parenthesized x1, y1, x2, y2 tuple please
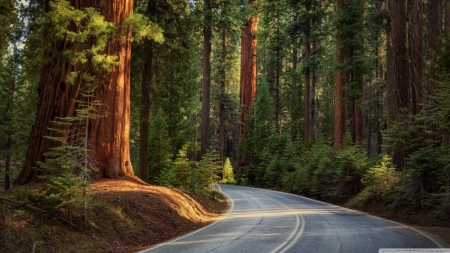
(15, 0, 135, 185)
(408, 0, 423, 115)
(238, 0, 257, 165)
(334, 0, 346, 150)
(219, 25, 227, 162)
(304, 0, 311, 142)
(201, 0, 212, 157)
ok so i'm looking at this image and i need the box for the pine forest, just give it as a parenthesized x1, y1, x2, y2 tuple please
(1, 0, 450, 249)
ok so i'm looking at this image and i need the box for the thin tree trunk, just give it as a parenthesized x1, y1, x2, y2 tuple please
(292, 15, 299, 138)
(201, 0, 212, 157)
(428, 0, 440, 96)
(447, 0, 450, 32)
(367, 89, 371, 156)
(355, 82, 363, 145)
(139, 39, 153, 183)
(15, 0, 135, 185)
(304, 0, 311, 142)
(219, 24, 227, 163)
(334, 0, 346, 150)
(4, 52, 16, 190)
(386, 6, 395, 127)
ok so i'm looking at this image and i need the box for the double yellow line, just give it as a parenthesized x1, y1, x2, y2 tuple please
(256, 193, 306, 253)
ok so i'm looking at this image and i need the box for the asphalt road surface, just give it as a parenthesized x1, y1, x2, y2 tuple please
(138, 185, 443, 253)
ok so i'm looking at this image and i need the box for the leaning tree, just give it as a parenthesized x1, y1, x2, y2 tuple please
(15, 0, 160, 184)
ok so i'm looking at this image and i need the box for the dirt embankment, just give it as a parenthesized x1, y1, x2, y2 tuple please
(0, 176, 229, 253)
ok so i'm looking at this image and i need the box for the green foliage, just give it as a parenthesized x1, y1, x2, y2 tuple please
(122, 13, 164, 43)
(188, 150, 221, 189)
(222, 158, 235, 184)
(148, 109, 172, 183)
(348, 155, 400, 207)
(37, 171, 89, 214)
(35, 95, 101, 219)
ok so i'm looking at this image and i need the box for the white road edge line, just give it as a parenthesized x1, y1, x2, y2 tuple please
(251, 186, 444, 249)
(258, 193, 305, 253)
(136, 185, 235, 253)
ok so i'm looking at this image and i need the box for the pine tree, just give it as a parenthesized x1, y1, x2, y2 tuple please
(222, 157, 235, 184)
(148, 109, 172, 183)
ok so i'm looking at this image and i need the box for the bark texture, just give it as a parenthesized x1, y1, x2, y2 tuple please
(428, 0, 440, 96)
(201, 0, 212, 156)
(304, 0, 311, 142)
(15, 0, 135, 185)
(334, 0, 346, 149)
(388, 0, 423, 169)
(238, 0, 258, 165)
(239, 0, 258, 137)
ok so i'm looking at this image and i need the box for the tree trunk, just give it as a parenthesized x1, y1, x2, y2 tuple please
(354, 82, 363, 145)
(15, 0, 135, 185)
(428, 0, 440, 96)
(201, 0, 212, 157)
(304, 0, 311, 142)
(238, 0, 258, 165)
(407, 0, 423, 116)
(219, 24, 227, 163)
(447, 0, 450, 32)
(334, 0, 346, 150)
(139, 39, 153, 183)
(386, 6, 395, 127)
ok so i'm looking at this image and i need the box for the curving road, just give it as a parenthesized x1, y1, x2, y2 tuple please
(138, 185, 443, 253)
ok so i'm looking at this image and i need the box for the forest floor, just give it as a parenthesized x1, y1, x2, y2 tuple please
(0, 176, 229, 253)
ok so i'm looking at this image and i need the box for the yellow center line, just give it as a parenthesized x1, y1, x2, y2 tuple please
(256, 193, 305, 253)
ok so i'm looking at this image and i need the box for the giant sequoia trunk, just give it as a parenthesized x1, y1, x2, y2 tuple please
(334, 0, 346, 150)
(388, 0, 423, 169)
(15, 0, 135, 185)
(238, 0, 257, 165)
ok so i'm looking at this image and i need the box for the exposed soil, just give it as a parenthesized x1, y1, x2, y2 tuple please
(0, 176, 229, 253)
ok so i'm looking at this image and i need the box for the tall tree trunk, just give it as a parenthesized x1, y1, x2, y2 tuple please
(292, 15, 299, 138)
(238, 0, 258, 166)
(15, 0, 135, 185)
(4, 59, 15, 190)
(407, 0, 423, 116)
(447, 0, 450, 32)
(201, 0, 212, 157)
(334, 0, 346, 149)
(219, 25, 227, 163)
(428, 0, 440, 96)
(386, 6, 395, 127)
(304, 0, 311, 142)
(139, 39, 153, 183)
(367, 89, 372, 156)
(354, 82, 363, 145)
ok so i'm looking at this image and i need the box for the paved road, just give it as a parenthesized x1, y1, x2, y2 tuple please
(138, 185, 442, 253)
